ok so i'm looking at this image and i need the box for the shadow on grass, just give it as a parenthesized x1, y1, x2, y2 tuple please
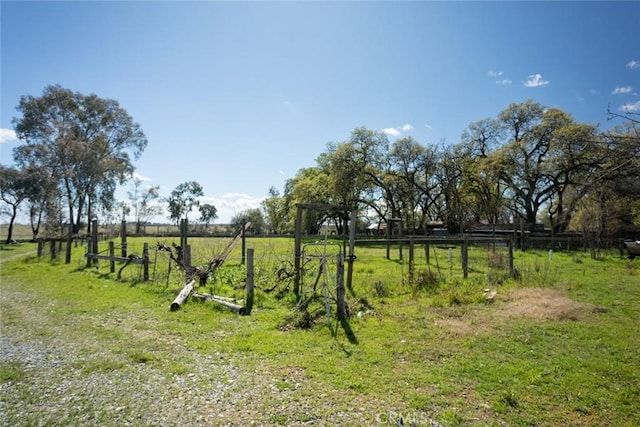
(332, 318, 358, 345)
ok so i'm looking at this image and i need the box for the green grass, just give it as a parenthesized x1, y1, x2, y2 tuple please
(0, 361, 25, 383)
(1, 238, 639, 425)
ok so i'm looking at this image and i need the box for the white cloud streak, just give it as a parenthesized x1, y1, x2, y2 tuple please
(626, 60, 640, 70)
(382, 123, 414, 138)
(131, 172, 153, 182)
(382, 128, 401, 137)
(199, 192, 265, 223)
(524, 74, 549, 88)
(0, 128, 18, 143)
(612, 86, 633, 95)
(488, 71, 511, 85)
(619, 100, 640, 113)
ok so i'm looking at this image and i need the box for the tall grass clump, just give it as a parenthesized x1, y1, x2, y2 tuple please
(413, 268, 443, 294)
(430, 278, 486, 307)
(515, 259, 558, 287)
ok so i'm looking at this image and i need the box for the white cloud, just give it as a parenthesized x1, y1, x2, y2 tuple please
(524, 74, 549, 88)
(198, 192, 265, 223)
(382, 123, 414, 137)
(488, 71, 511, 84)
(382, 128, 401, 137)
(626, 60, 640, 70)
(131, 172, 153, 181)
(0, 128, 18, 143)
(424, 123, 433, 130)
(619, 100, 640, 113)
(612, 86, 633, 95)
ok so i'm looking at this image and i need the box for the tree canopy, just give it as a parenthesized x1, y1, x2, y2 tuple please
(6, 88, 638, 241)
(11, 85, 148, 234)
(166, 181, 204, 224)
(261, 100, 639, 238)
(198, 203, 218, 229)
(127, 177, 162, 233)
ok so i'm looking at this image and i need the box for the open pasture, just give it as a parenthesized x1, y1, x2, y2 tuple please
(1, 237, 639, 426)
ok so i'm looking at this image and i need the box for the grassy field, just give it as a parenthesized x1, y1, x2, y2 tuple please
(1, 236, 639, 426)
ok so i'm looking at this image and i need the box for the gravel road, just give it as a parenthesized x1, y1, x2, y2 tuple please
(1, 281, 433, 426)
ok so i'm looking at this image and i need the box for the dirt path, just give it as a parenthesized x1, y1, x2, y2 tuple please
(0, 249, 37, 265)
(0, 274, 403, 426)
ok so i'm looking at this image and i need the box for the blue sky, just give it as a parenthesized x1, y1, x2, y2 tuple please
(1, 1, 639, 223)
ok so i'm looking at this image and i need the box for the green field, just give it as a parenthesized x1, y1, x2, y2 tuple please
(1, 237, 639, 426)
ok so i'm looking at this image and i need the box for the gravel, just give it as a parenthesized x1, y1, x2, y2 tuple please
(0, 285, 441, 426)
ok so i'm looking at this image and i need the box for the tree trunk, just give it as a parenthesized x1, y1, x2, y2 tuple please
(86, 196, 93, 236)
(69, 200, 78, 234)
(5, 206, 17, 243)
(75, 193, 86, 235)
(30, 204, 42, 241)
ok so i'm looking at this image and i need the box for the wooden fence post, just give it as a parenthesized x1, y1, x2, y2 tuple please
(508, 236, 514, 276)
(398, 219, 403, 262)
(86, 219, 98, 268)
(109, 241, 115, 273)
(462, 234, 469, 279)
(293, 205, 303, 299)
(243, 248, 254, 315)
(85, 237, 92, 268)
(241, 221, 247, 265)
(143, 242, 149, 281)
(184, 244, 191, 282)
(425, 243, 430, 264)
(65, 224, 72, 264)
(336, 253, 346, 321)
(170, 279, 195, 311)
(180, 219, 188, 256)
(346, 209, 356, 292)
(121, 220, 127, 258)
(409, 237, 415, 285)
(385, 222, 391, 260)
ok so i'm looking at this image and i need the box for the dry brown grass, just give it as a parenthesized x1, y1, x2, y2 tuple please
(434, 317, 490, 336)
(435, 287, 597, 336)
(500, 287, 595, 321)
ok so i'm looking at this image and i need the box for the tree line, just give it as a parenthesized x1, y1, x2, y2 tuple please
(262, 100, 640, 239)
(2, 86, 639, 243)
